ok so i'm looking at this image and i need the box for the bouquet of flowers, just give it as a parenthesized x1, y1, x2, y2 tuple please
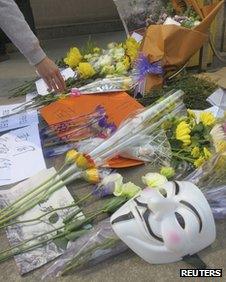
(135, 0, 223, 92)
(164, 109, 216, 170)
(41, 106, 116, 149)
(113, 0, 168, 35)
(9, 38, 140, 98)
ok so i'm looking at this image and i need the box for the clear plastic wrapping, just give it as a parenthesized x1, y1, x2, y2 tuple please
(71, 76, 134, 95)
(120, 129, 172, 165)
(42, 218, 127, 278)
(88, 90, 184, 166)
(185, 152, 226, 189)
(204, 184, 226, 220)
(113, 0, 167, 35)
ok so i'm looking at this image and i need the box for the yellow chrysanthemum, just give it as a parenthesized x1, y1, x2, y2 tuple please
(124, 37, 140, 63)
(176, 121, 191, 146)
(64, 47, 82, 68)
(191, 146, 200, 158)
(77, 62, 96, 79)
(194, 156, 206, 168)
(203, 147, 212, 160)
(200, 112, 216, 126)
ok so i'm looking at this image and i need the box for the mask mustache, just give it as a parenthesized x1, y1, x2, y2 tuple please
(111, 212, 135, 225)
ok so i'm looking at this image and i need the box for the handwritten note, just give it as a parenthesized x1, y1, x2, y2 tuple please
(0, 104, 38, 133)
(0, 124, 46, 186)
(36, 68, 76, 96)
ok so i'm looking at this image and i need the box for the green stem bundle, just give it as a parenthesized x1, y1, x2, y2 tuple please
(0, 197, 126, 263)
(0, 164, 81, 227)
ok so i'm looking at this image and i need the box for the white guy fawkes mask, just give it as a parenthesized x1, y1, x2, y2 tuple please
(111, 181, 216, 264)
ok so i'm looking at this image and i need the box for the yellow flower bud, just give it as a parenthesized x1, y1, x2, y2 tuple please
(191, 147, 200, 158)
(84, 168, 100, 184)
(65, 150, 79, 164)
(75, 154, 95, 169)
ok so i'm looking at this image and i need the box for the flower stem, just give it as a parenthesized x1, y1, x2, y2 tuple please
(0, 164, 67, 218)
(0, 171, 81, 226)
(0, 203, 78, 231)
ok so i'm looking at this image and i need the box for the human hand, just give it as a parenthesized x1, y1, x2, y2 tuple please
(35, 57, 66, 93)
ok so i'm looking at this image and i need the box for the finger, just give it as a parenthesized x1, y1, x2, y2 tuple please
(50, 78, 59, 93)
(56, 71, 66, 91)
(43, 77, 53, 92)
(46, 77, 58, 93)
(53, 73, 65, 92)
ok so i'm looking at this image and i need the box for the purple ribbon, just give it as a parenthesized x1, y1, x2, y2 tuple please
(134, 54, 164, 81)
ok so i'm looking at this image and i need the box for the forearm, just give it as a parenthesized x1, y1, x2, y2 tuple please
(0, 0, 46, 65)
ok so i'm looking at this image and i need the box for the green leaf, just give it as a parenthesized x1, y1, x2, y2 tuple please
(53, 234, 69, 250)
(49, 212, 59, 224)
(170, 139, 183, 149)
(65, 229, 89, 241)
(193, 123, 204, 133)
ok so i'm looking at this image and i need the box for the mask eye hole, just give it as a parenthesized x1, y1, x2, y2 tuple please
(175, 212, 185, 229)
(159, 188, 167, 198)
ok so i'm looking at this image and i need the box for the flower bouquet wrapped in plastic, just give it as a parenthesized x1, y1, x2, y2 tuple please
(185, 117, 226, 188)
(139, 1, 223, 92)
(85, 90, 184, 166)
(71, 76, 134, 96)
(41, 106, 116, 153)
(113, 0, 168, 36)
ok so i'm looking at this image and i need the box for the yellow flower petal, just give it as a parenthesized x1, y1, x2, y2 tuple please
(200, 112, 216, 126)
(176, 121, 191, 146)
(77, 62, 96, 79)
(64, 47, 82, 68)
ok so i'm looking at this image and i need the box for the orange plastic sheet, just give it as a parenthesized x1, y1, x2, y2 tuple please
(40, 92, 144, 168)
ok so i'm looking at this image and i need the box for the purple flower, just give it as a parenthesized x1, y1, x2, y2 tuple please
(98, 116, 108, 128)
(223, 123, 226, 133)
(93, 182, 115, 198)
(95, 105, 106, 115)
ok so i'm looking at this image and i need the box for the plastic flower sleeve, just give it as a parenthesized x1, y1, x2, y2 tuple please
(88, 90, 184, 165)
(185, 151, 226, 189)
(203, 184, 226, 220)
(120, 128, 172, 165)
(42, 219, 127, 278)
(113, 0, 167, 36)
(71, 76, 134, 95)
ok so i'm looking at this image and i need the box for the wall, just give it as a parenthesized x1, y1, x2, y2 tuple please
(30, 0, 119, 28)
